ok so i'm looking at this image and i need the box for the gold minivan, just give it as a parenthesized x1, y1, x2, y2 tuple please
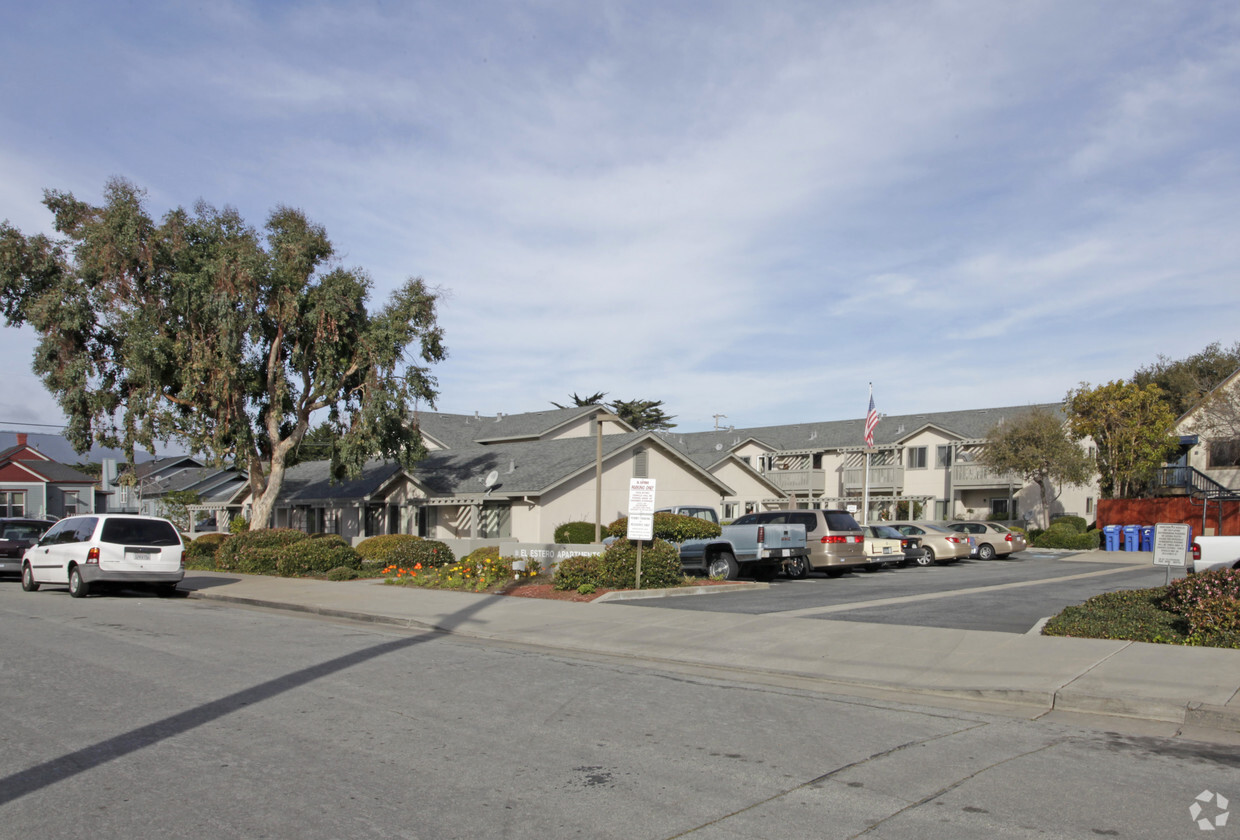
(730, 509, 867, 578)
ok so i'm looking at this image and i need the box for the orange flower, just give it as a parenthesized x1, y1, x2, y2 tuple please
(414, 562, 422, 570)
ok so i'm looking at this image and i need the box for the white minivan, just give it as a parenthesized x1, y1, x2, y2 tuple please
(21, 514, 185, 598)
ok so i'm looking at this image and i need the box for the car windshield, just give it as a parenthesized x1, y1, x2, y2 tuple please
(100, 518, 181, 547)
(870, 525, 903, 539)
(1, 523, 47, 540)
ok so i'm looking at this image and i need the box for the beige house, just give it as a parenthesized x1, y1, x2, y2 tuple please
(666, 404, 1098, 525)
(1171, 366, 1240, 493)
(268, 407, 786, 544)
(263, 403, 1100, 544)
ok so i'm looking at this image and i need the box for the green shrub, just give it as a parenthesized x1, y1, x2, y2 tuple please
(1049, 515, 1087, 534)
(385, 538, 455, 568)
(463, 545, 502, 565)
(215, 528, 310, 574)
(183, 533, 229, 569)
(275, 535, 362, 577)
(552, 554, 607, 591)
(327, 566, 360, 581)
(1042, 587, 1186, 643)
(554, 521, 602, 544)
(229, 516, 250, 535)
(553, 540, 684, 591)
(1033, 524, 1100, 550)
(1162, 568, 1240, 613)
(355, 534, 422, 564)
(604, 512, 722, 543)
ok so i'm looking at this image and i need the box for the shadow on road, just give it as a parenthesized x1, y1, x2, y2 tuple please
(0, 591, 505, 805)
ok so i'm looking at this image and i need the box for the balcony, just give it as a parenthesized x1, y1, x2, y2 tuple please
(763, 468, 826, 494)
(951, 463, 1020, 488)
(843, 464, 904, 492)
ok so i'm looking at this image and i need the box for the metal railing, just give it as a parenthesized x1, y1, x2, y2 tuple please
(950, 463, 1020, 488)
(1150, 466, 1240, 500)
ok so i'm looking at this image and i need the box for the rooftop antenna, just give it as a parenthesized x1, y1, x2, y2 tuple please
(713, 413, 727, 431)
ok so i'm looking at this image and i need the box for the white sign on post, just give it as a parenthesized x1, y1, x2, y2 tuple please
(627, 478, 656, 541)
(1152, 522, 1189, 568)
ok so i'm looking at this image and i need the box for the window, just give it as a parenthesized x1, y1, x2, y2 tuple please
(1086, 497, 1094, 514)
(936, 446, 953, 468)
(933, 500, 949, 519)
(1208, 439, 1240, 468)
(62, 489, 81, 516)
(908, 447, 927, 469)
(722, 503, 738, 520)
(0, 491, 25, 517)
(633, 448, 648, 478)
(990, 498, 1009, 516)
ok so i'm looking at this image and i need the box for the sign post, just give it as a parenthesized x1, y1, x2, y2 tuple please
(1152, 522, 1189, 585)
(627, 478, 656, 589)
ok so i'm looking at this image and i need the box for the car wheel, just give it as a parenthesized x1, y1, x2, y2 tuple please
(21, 563, 39, 592)
(784, 556, 809, 579)
(921, 547, 935, 565)
(707, 552, 739, 580)
(977, 543, 996, 561)
(68, 566, 90, 599)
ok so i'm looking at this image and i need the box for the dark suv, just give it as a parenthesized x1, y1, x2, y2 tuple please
(0, 518, 54, 577)
(730, 509, 867, 578)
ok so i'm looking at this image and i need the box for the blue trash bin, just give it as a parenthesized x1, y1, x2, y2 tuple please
(1103, 525, 1121, 551)
(1122, 525, 1140, 551)
(1140, 526, 1154, 552)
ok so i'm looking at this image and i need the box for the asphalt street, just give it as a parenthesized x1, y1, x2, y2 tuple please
(613, 552, 1186, 634)
(2, 582, 1237, 840)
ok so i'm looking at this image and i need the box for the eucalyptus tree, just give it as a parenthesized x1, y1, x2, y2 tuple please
(0, 178, 445, 528)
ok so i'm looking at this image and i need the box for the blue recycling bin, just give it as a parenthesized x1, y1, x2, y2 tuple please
(1122, 524, 1140, 551)
(1103, 525, 1121, 551)
(1140, 526, 1154, 552)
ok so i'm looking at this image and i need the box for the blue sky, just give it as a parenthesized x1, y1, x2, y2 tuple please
(2, 0, 1238, 441)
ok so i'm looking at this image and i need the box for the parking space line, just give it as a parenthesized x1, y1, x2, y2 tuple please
(765, 565, 1151, 618)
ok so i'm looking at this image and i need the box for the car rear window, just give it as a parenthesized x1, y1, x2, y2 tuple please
(823, 511, 861, 531)
(100, 518, 181, 547)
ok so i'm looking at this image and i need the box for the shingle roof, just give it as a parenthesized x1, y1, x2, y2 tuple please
(412, 406, 615, 450)
(664, 403, 1065, 454)
(275, 459, 408, 504)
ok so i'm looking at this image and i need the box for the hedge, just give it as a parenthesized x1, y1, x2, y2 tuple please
(274, 534, 362, 577)
(355, 534, 423, 564)
(214, 528, 310, 574)
(553, 539, 683, 591)
(604, 512, 721, 543)
(1032, 524, 1100, 550)
(554, 521, 602, 544)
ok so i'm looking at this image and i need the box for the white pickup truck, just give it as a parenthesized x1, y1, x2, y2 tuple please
(1189, 536, 1240, 574)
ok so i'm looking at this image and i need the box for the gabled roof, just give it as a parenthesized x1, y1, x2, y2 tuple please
(410, 431, 732, 498)
(413, 406, 627, 450)
(275, 459, 409, 505)
(665, 403, 1064, 455)
(0, 445, 95, 484)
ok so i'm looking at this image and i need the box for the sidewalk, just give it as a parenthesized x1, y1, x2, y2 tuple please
(178, 567, 1240, 737)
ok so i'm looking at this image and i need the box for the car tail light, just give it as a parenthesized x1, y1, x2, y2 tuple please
(947, 536, 962, 544)
(1192, 543, 1201, 561)
(822, 535, 845, 543)
(757, 525, 765, 544)
(86, 547, 100, 565)
(1005, 533, 1013, 542)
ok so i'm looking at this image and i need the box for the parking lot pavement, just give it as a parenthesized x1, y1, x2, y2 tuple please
(610, 552, 1188, 634)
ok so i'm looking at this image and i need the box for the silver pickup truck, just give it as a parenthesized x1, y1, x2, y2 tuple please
(677, 522, 808, 581)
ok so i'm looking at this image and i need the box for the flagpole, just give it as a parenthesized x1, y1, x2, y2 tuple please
(863, 384, 872, 526)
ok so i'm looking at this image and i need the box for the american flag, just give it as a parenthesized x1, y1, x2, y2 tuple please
(864, 391, 879, 448)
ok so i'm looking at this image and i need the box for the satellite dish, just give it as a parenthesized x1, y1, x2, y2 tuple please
(715, 443, 723, 451)
(484, 470, 499, 488)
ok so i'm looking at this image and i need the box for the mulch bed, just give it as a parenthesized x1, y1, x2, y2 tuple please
(497, 575, 745, 602)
